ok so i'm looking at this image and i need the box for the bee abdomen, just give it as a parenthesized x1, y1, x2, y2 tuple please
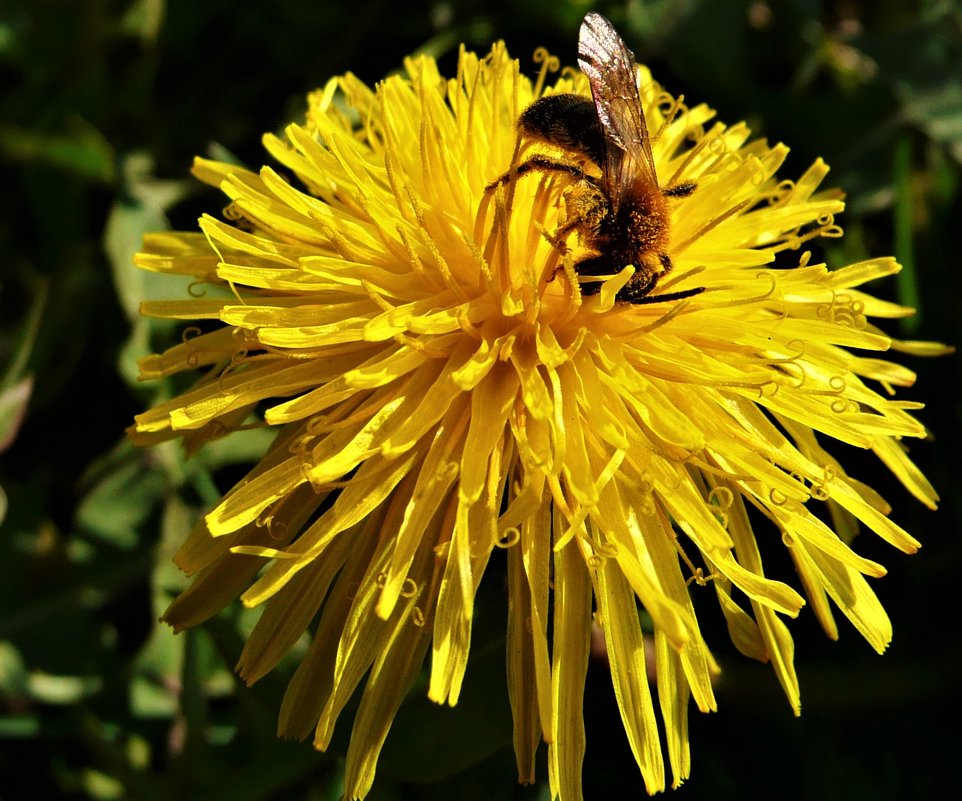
(613, 181, 671, 255)
(518, 94, 607, 166)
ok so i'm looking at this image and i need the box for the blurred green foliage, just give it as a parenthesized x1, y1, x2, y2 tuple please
(1, 1, 959, 799)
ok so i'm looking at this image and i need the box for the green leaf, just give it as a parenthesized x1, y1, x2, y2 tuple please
(0, 118, 115, 182)
(0, 375, 33, 452)
(378, 631, 512, 783)
(117, 316, 155, 389)
(901, 82, 962, 163)
(892, 133, 921, 330)
(103, 152, 194, 321)
(121, 0, 166, 43)
(1, 275, 46, 390)
(0, 640, 28, 696)
(194, 427, 277, 473)
(28, 673, 103, 704)
(130, 622, 184, 718)
(75, 451, 167, 549)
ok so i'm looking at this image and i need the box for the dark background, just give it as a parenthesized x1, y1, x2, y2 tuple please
(1, 1, 959, 798)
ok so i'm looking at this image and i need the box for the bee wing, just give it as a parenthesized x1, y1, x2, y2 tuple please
(577, 12, 658, 212)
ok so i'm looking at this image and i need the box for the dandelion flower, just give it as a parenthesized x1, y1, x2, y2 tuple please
(129, 15, 945, 799)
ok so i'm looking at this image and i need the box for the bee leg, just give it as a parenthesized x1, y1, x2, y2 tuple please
(663, 180, 697, 198)
(542, 179, 607, 255)
(485, 156, 586, 193)
(543, 178, 608, 263)
(543, 211, 592, 253)
(616, 271, 658, 303)
(629, 285, 706, 304)
(575, 258, 705, 305)
(622, 252, 704, 303)
(619, 264, 704, 304)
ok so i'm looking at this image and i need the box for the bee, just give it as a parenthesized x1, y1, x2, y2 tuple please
(488, 12, 702, 304)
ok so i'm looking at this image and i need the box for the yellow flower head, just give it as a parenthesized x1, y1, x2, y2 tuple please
(130, 15, 945, 799)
